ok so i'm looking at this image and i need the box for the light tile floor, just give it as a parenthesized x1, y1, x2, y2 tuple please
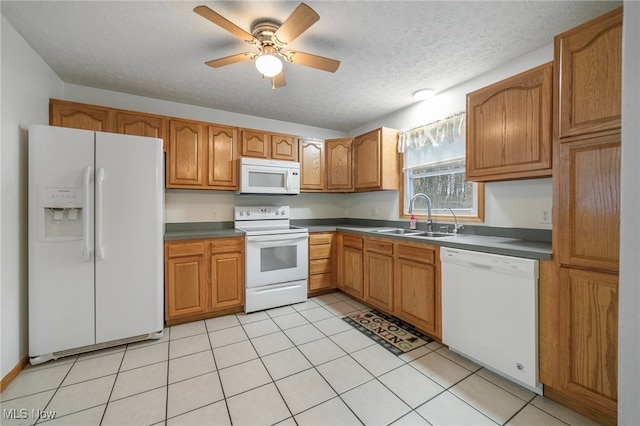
(1, 292, 600, 426)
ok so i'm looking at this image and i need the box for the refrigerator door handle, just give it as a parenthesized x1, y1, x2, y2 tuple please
(96, 167, 105, 261)
(82, 166, 92, 261)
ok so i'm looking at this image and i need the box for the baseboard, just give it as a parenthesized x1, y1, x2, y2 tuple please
(0, 356, 29, 392)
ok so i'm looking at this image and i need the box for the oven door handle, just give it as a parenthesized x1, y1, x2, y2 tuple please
(246, 233, 308, 243)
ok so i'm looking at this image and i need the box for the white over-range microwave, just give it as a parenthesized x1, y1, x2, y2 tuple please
(237, 157, 300, 195)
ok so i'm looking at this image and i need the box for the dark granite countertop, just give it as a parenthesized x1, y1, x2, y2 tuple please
(165, 220, 552, 260)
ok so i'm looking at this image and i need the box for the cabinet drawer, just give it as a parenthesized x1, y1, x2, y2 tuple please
(210, 237, 243, 253)
(310, 244, 332, 260)
(342, 234, 363, 249)
(397, 243, 435, 264)
(310, 258, 332, 274)
(167, 241, 206, 257)
(310, 233, 334, 245)
(365, 238, 394, 255)
(309, 273, 333, 291)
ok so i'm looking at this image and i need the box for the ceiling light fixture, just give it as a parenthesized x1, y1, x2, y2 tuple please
(255, 46, 283, 77)
(413, 88, 436, 100)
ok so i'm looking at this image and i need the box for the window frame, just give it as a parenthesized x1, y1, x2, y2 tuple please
(398, 152, 485, 223)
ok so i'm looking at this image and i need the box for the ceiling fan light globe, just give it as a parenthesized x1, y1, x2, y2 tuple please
(256, 54, 283, 77)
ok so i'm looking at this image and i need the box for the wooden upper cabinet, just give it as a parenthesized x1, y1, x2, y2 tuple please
(241, 129, 269, 158)
(555, 7, 622, 139)
(50, 99, 114, 132)
(115, 112, 168, 152)
(326, 138, 353, 192)
(240, 129, 299, 161)
(555, 134, 620, 272)
(466, 62, 553, 181)
(167, 119, 205, 187)
(299, 139, 325, 191)
(271, 134, 298, 161)
(353, 128, 399, 191)
(207, 125, 238, 190)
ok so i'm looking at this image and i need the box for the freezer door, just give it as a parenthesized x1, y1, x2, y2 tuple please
(94, 132, 164, 343)
(28, 125, 96, 356)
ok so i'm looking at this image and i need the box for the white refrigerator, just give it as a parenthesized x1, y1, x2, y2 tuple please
(28, 124, 164, 365)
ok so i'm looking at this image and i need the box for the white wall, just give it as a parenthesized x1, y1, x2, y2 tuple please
(347, 44, 555, 229)
(618, 1, 640, 424)
(1, 16, 64, 379)
(165, 190, 346, 223)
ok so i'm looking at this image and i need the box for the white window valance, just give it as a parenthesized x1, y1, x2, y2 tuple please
(398, 112, 466, 153)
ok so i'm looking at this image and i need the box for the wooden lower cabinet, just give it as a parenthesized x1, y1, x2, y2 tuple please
(210, 238, 244, 311)
(165, 242, 208, 320)
(165, 237, 244, 326)
(542, 266, 618, 424)
(337, 232, 441, 339)
(394, 243, 440, 338)
(337, 233, 364, 299)
(308, 232, 335, 295)
(364, 238, 394, 312)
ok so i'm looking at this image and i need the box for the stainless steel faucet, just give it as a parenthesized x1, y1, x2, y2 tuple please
(446, 207, 464, 234)
(409, 193, 433, 232)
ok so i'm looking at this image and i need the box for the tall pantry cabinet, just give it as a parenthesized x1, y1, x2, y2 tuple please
(541, 8, 622, 425)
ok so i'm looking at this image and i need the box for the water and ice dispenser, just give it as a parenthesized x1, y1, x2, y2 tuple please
(38, 185, 84, 240)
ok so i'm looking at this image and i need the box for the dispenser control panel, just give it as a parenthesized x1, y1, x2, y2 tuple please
(40, 186, 83, 208)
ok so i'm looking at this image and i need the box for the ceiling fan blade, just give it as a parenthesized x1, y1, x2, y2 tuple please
(194, 5, 257, 43)
(285, 51, 340, 73)
(205, 53, 256, 68)
(272, 71, 287, 89)
(273, 3, 319, 46)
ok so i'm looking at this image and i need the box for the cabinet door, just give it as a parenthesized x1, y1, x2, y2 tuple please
(354, 129, 381, 190)
(466, 62, 552, 181)
(50, 100, 113, 132)
(165, 243, 208, 320)
(300, 139, 325, 191)
(207, 125, 238, 189)
(342, 246, 363, 299)
(557, 267, 618, 420)
(210, 252, 244, 310)
(241, 130, 269, 158)
(556, 135, 620, 272)
(555, 7, 622, 139)
(326, 138, 353, 191)
(394, 257, 438, 336)
(168, 120, 204, 187)
(364, 251, 394, 312)
(116, 112, 168, 152)
(271, 134, 298, 161)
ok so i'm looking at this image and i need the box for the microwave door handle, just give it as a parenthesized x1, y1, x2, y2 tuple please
(285, 169, 291, 191)
(246, 234, 308, 243)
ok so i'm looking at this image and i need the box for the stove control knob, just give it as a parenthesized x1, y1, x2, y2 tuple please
(280, 209, 286, 216)
(247, 211, 251, 216)
(239, 211, 244, 216)
(275, 210, 280, 216)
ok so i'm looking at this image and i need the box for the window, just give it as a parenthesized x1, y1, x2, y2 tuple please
(399, 113, 483, 221)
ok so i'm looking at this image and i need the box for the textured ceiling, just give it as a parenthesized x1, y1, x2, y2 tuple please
(1, 1, 621, 132)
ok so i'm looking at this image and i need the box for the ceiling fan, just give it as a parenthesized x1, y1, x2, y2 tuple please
(194, 3, 340, 89)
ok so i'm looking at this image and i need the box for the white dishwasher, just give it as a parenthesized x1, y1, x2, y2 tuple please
(440, 247, 542, 394)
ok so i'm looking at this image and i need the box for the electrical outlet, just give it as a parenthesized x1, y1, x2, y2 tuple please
(538, 207, 552, 224)
(212, 210, 217, 220)
(372, 208, 379, 217)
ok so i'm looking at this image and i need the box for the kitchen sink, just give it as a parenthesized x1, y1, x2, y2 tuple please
(414, 232, 456, 239)
(373, 228, 424, 235)
(373, 228, 457, 239)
